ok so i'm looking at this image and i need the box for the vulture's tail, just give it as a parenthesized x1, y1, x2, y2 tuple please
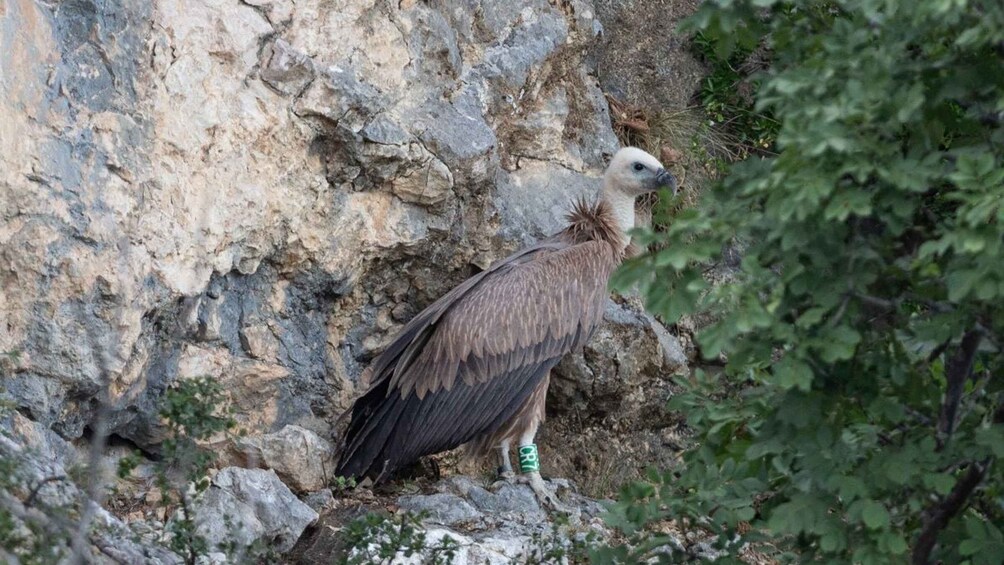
(336, 377, 406, 480)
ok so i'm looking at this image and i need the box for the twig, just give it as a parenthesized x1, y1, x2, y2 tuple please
(852, 292, 897, 311)
(827, 294, 851, 327)
(68, 303, 115, 565)
(24, 475, 68, 508)
(905, 293, 954, 314)
(925, 339, 950, 364)
(911, 330, 992, 563)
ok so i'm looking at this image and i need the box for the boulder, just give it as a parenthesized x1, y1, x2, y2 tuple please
(232, 425, 336, 493)
(187, 467, 318, 554)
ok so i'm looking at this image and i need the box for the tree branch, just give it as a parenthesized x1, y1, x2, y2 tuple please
(912, 334, 996, 564)
(936, 330, 982, 451)
(911, 461, 987, 565)
(851, 292, 897, 311)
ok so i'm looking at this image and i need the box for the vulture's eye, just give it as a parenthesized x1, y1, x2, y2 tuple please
(632, 163, 645, 172)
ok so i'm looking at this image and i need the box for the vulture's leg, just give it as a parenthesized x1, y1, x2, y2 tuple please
(517, 427, 576, 515)
(497, 439, 514, 480)
(513, 376, 578, 516)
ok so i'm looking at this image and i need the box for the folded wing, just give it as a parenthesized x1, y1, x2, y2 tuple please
(336, 239, 617, 480)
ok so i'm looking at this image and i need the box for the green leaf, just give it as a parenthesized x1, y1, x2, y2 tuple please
(923, 473, 956, 496)
(974, 426, 1004, 458)
(772, 356, 814, 391)
(816, 325, 861, 363)
(855, 500, 890, 530)
(604, 0, 1004, 561)
(960, 515, 1004, 565)
(882, 532, 909, 555)
(831, 476, 868, 501)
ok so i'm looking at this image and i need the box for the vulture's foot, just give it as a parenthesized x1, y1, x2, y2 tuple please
(490, 468, 516, 491)
(521, 472, 580, 517)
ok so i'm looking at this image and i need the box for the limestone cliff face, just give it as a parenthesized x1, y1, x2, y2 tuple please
(1, 0, 690, 458)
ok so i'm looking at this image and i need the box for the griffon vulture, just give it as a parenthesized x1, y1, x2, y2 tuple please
(336, 147, 677, 508)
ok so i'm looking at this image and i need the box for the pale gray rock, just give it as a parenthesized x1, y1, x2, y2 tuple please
(437, 476, 548, 524)
(507, 88, 572, 157)
(290, 476, 619, 564)
(294, 65, 384, 133)
(646, 312, 689, 371)
(239, 323, 280, 361)
(594, 0, 708, 110)
(233, 425, 336, 492)
(261, 39, 315, 96)
(406, 91, 499, 174)
(188, 467, 318, 554)
(477, 10, 569, 89)
(244, 0, 294, 25)
(494, 159, 603, 245)
(397, 492, 482, 526)
(0, 410, 184, 564)
(0, 0, 654, 457)
(303, 488, 336, 513)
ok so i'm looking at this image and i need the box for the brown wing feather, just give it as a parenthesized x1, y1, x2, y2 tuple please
(392, 240, 616, 398)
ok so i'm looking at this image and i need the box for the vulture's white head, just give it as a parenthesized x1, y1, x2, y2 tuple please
(600, 147, 678, 245)
(604, 147, 678, 198)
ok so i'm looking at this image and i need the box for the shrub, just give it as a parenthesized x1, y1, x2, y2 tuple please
(338, 511, 459, 565)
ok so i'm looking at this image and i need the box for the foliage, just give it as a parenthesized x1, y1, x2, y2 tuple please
(158, 376, 236, 563)
(337, 511, 459, 565)
(116, 376, 237, 564)
(158, 375, 236, 488)
(611, 0, 1004, 563)
(524, 516, 601, 565)
(331, 475, 358, 493)
(692, 31, 779, 155)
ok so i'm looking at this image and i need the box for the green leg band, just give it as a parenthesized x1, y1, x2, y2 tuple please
(518, 444, 539, 473)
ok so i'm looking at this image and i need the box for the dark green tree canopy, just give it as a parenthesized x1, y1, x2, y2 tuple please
(604, 0, 1004, 563)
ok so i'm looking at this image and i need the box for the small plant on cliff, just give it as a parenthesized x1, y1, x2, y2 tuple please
(118, 376, 236, 564)
(160, 376, 235, 562)
(337, 510, 459, 565)
(524, 516, 599, 565)
(607, 0, 1004, 563)
(331, 474, 357, 494)
(158, 376, 236, 487)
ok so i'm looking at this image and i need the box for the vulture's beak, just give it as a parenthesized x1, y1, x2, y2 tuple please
(654, 168, 678, 196)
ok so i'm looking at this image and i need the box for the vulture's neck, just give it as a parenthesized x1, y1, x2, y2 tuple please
(600, 184, 635, 251)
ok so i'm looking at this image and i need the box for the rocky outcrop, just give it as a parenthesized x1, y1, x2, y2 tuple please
(290, 476, 613, 564)
(189, 467, 318, 555)
(1, 0, 622, 447)
(0, 0, 688, 481)
(541, 299, 691, 495)
(0, 410, 183, 564)
(230, 425, 336, 493)
(0, 0, 702, 560)
(594, 0, 707, 111)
